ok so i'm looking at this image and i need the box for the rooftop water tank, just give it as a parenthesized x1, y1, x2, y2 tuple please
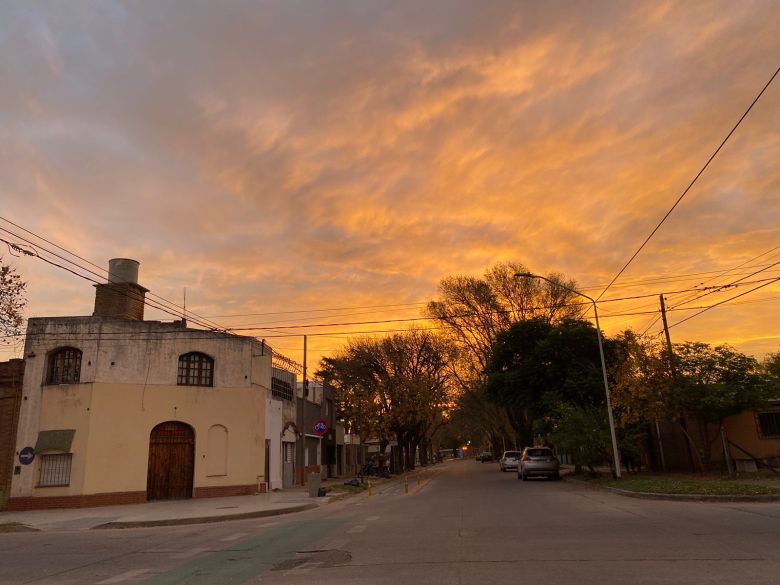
(107, 258, 140, 284)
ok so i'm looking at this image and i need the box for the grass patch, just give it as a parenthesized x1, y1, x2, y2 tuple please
(593, 476, 780, 496)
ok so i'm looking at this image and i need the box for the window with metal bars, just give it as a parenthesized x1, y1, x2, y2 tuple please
(758, 412, 780, 438)
(177, 352, 214, 386)
(46, 347, 82, 385)
(271, 377, 294, 401)
(38, 453, 72, 487)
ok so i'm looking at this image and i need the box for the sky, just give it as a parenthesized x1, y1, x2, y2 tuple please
(2, 1, 780, 368)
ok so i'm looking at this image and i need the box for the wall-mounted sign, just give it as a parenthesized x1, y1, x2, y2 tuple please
(18, 447, 35, 465)
(313, 418, 330, 437)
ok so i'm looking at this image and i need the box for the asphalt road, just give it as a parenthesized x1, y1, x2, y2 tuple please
(2, 460, 780, 584)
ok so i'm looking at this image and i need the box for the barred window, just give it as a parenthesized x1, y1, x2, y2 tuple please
(272, 376, 294, 401)
(177, 352, 214, 386)
(46, 348, 82, 385)
(38, 453, 72, 487)
(758, 412, 780, 438)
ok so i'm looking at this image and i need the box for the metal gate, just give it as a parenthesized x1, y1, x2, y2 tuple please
(147, 421, 194, 501)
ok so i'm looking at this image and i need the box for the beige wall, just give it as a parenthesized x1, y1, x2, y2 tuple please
(13, 317, 272, 499)
(723, 408, 780, 461)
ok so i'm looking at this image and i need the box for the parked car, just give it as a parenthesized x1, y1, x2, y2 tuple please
(517, 447, 560, 480)
(499, 450, 521, 472)
(477, 451, 494, 462)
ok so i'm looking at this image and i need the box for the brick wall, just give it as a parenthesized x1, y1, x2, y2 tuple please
(93, 283, 146, 320)
(6, 491, 147, 511)
(193, 484, 258, 498)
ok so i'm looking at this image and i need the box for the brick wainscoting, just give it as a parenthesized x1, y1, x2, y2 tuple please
(193, 484, 260, 498)
(6, 491, 146, 511)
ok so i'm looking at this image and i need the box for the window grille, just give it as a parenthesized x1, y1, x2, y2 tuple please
(177, 352, 214, 386)
(38, 453, 72, 487)
(758, 412, 780, 438)
(272, 377, 294, 401)
(46, 348, 82, 385)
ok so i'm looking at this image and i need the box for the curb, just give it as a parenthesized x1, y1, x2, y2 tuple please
(91, 503, 318, 530)
(565, 476, 780, 503)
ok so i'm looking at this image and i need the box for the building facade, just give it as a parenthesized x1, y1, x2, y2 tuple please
(8, 259, 275, 510)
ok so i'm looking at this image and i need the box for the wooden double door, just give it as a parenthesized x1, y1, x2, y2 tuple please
(147, 422, 194, 501)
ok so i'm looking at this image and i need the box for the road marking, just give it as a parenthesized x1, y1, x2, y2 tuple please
(366, 515, 380, 521)
(256, 521, 280, 528)
(346, 524, 366, 534)
(221, 532, 248, 542)
(170, 547, 209, 559)
(95, 569, 151, 584)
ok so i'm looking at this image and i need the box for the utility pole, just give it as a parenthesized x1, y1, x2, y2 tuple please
(302, 334, 308, 397)
(659, 295, 695, 472)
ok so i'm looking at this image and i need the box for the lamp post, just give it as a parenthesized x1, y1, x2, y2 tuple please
(514, 272, 622, 479)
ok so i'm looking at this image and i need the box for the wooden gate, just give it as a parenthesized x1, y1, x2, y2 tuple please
(147, 422, 194, 501)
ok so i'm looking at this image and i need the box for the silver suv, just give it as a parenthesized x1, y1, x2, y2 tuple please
(517, 447, 560, 481)
(499, 450, 521, 472)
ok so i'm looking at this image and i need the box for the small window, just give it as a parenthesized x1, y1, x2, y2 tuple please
(46, 348, 82, 385)
(177, 352, 214, 386)
(272, 377, 294, 401)
(38, 453, 72, 487)
(758, 412, 780, 438)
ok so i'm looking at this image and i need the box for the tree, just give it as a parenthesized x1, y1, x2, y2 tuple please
(0, 257, 26, 343)
(762, 349, 780, 380)
(427, 261, 585, 450)
(613, 337, 776, 471)
(484, 318, 621, 446)
(319, 329, 456, 471)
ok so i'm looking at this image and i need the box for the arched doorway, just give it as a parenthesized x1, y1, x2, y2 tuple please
(147, 421, 195, 501)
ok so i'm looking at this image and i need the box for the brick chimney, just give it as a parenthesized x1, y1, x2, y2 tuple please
(93, 258, 148, 320)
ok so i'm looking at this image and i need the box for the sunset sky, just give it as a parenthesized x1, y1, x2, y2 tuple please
(2, 1, 779, 368)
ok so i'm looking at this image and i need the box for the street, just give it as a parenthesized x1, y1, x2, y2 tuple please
(2, 460, 780, 584)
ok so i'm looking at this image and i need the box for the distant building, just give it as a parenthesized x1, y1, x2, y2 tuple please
(295, 380, 344, 482)
(8, 258, 283, 510)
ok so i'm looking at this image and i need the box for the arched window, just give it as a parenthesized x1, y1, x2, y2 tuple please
(46, 347, 82, 385)
(177, 352, 214, 386)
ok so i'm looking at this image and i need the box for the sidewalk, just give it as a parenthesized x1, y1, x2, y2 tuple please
(0, 485, 341, 532)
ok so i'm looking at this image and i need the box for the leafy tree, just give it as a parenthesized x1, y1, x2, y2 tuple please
(762, 349, 780, 380)
(427, 262, 585, 449)
(319, 329, 456, 470)
(484, 318, 621, 446)
(0, 257, 26, 344)
(548, 404, 612, 474)
(613, 337, 776, 471)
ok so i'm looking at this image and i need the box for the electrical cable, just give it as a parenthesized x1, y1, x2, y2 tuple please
(597, 62, 780, 301)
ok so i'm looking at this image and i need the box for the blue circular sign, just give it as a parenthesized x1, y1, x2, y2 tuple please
(19, 447, 35, 465)
(313, 418, 329, 436)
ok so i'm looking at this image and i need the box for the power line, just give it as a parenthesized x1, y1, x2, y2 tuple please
(0, 234, 215, 328)
(0, 217, 226, 331)
(597, 62, 780, 301)
(663, 277, 780, 332)
(206, 301, 429, 318)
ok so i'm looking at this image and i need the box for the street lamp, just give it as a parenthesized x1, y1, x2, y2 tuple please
(514, 272, 622, 479)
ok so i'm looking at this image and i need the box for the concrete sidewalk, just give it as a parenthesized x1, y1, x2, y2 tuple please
(0, 485, 343, 532)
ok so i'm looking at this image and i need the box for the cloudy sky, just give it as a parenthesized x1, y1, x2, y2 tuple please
(2, 1, 779, 366)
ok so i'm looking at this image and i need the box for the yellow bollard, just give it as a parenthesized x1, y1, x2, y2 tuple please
(404, 474, 409, 495)
(368, 480, 373, 497)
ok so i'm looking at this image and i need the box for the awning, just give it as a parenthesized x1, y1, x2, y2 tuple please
(35, 429, 76, 453)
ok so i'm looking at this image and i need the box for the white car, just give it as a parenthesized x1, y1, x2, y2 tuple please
(499, 450, 521, 472)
